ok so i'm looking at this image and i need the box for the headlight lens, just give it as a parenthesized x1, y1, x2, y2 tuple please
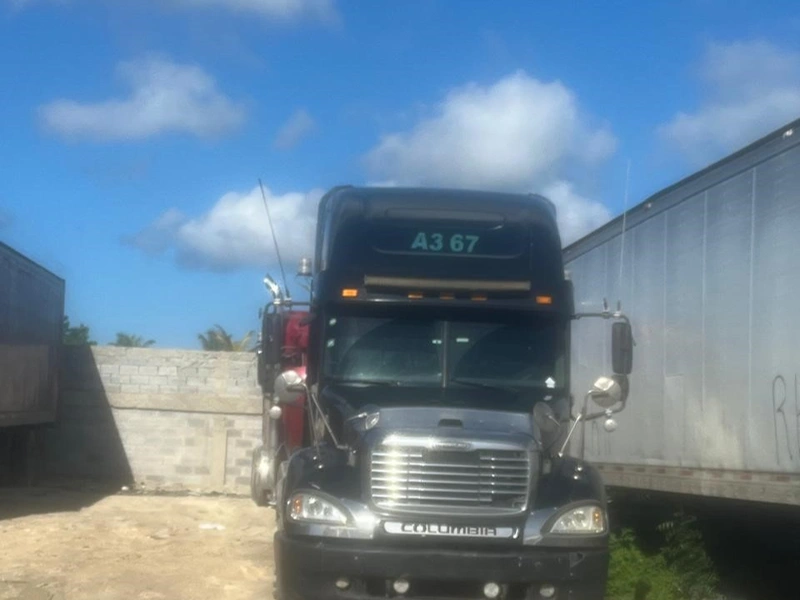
(549, 505, 606, 534)
(288, 493, 348, 525)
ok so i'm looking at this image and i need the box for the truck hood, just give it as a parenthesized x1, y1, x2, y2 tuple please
(321, 383, 550, 444)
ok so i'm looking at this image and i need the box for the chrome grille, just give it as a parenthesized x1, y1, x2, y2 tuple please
(369, 442, 531, 512)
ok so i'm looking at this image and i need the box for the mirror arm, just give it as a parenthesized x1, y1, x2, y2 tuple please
(557, 411, 584, 458)
(557, 390, 627, 458)
(301, 383, 348, 451)
(583, 398, 627, 421)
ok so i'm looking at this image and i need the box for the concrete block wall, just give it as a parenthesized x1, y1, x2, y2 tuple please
(44, 346, 264, 494)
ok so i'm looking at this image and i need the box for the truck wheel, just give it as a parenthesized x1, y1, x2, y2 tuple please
(272, 563, 283, 600)
(250, 450, 270, 507)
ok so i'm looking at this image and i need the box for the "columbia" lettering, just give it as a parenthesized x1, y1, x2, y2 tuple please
(383, 521, 515, 539)
(401, 523, 497, 536)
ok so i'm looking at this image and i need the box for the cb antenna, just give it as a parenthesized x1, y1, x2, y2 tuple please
(618, 159, 631, 295)
(259, 178, 290, 299)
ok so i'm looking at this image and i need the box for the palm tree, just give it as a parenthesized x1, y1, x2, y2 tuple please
(198, 325, 255, 352)
(63, 315, 97, 345)
(111, 332, 156, 347)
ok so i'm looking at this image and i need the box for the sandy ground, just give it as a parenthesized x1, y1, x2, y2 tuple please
(0, 487, 274, 600)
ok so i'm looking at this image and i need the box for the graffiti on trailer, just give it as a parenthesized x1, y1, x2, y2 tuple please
(588, 418, 611, 458)
(772, 374, 800, 465)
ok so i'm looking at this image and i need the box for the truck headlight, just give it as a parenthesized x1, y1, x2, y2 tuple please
(548, 504, 606, 534)
(288, 492, 348, 525)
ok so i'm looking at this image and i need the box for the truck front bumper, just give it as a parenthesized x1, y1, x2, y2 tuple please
(274, 532, 608, 600)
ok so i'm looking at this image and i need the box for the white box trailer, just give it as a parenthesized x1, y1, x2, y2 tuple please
(564, 118, 800, 507)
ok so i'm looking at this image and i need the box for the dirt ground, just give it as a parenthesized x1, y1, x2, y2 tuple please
(0, 486, 274, 600)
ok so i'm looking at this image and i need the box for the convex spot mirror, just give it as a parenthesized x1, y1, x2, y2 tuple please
(589, 376, 622, 409)
(274, 369, 307, 404)
(612, 321, 633, 375)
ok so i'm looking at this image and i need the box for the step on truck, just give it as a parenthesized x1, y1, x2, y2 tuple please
(251, 186, 634, 600)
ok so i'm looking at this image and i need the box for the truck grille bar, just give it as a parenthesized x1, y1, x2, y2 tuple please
(369, 443, 531, 513)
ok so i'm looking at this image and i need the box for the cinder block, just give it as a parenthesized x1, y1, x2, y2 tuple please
(158, 366, 178, 376)
(175, 466, 193, 474)
(99, 364, 120, 376)
(194, 466, 211, 475)
(120, 384, 141, 393)
(227, 429, 243, 438)
(120, 365, 139, 375)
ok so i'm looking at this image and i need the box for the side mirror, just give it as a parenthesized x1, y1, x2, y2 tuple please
(589, 376, 622, 409)
(258, 312, 285, 391)
(274, 369, 307, 404)
(612, 321, 633, 375)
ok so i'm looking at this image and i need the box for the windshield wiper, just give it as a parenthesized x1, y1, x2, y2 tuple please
(449, 378, 519, 393)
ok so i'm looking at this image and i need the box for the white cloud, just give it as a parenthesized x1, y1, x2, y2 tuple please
(8, 0, 337, 22)
(274, 108, 316, 149)
(659, 40, 800, 164)
(172, 0, 336, 21)
(541, 180, 612, 246)
(364, 70, 615, 244)
(39, 56, 245, 142)
(127, 185, 323, 271)
(129, 180, 610, 271)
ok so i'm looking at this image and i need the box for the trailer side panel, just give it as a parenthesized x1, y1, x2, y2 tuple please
(564, 120, 800, 505)
(0, 242, 65, 428)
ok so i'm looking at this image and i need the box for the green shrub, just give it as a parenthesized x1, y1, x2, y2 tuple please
(659, 513, 720, 600)
(607, 528, 681, 600)
(607, 514, 721, 600)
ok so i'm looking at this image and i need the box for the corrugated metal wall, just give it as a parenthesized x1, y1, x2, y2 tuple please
(566, 138, 800, 475)
(0, 244, 65, 426)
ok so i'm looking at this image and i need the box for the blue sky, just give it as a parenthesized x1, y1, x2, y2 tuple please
(2, 0, 800, 349)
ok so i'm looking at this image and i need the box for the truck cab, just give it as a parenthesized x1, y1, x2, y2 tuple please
(253, 186, 633, 600)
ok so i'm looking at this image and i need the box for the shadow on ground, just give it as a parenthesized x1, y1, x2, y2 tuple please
(0, 482, 122, 521)
(1, 345, 134, 520)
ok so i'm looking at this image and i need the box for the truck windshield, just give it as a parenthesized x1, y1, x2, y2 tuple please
(322, 309, 566, 390)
